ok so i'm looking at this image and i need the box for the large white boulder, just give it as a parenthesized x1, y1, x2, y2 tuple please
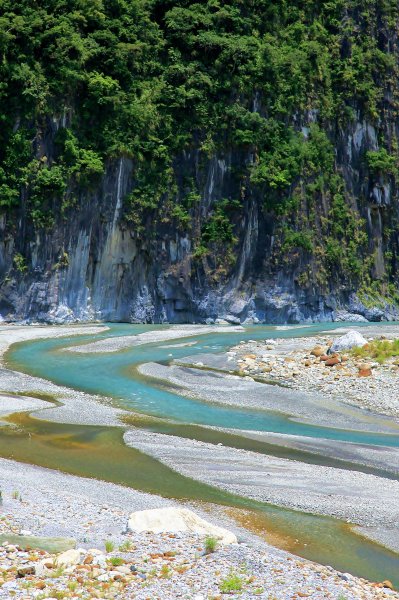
(55, 549, 82, 567)
(330, 330, 368, 353)
(127, 507, 237, 544)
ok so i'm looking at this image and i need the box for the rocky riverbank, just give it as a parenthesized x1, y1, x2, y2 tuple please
(0, 502, 397, 600)
(228, 328, 399, 418)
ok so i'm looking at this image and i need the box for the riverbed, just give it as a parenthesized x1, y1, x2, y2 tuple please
(2, 322, 399, 587)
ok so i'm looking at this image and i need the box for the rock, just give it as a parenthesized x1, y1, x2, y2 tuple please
(325, 356, 340, 367)
(222, 315, 241, 324)
(329, 330, 368, 353)
(55, 549, 82, 567)
(35, 581, 46, 590)
(17, 565, 35, 578)
(333, 310, 368, 322)
(115, 566, 131, 575)
(127, 507, 237, 544)
(310, 346, 326, 357)
(382, 580, 394, 590)
(358, 363, 372, 377)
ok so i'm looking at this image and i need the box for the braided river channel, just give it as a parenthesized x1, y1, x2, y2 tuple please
(5, 323, 399, 586)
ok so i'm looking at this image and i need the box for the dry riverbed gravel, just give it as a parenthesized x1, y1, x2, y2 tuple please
(230, 333, 399, 418)
(0, 520, 397, 600)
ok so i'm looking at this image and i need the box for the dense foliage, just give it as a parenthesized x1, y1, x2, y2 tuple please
(1, 0, 399, 290)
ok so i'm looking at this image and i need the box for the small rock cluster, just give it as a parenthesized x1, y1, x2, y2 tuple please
(231, 333, 399, 417)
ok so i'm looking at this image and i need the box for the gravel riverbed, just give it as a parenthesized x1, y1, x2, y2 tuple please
(0, 324, 398, 598)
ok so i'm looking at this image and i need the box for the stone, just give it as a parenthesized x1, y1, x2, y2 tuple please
(329, 330, 367, 353)
(35, 581, 46, 590)
(310, 346, 326, 357)
(115, 566, 131, 575)
(55, 549, 82, 567)
(127, 507, 237, 544)
(333, 310, 368, 322)
(17, 566, 35, 578)
(325, 356, 340, 367)
(225, 315, 241, 324)
(382, 580, 394, 590)
(358, 363, 372, 377)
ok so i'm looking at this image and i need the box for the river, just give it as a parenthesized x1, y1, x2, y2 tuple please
(4, 322, 399, 586)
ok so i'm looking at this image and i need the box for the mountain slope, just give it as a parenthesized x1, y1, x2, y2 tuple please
(1, 0, 399, 322)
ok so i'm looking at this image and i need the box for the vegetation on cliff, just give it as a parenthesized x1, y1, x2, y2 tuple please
(1, 0, 399, 296)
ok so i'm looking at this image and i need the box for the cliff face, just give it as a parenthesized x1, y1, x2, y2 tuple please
(1, 1, 399, 324)
(1, 114, 399, 325)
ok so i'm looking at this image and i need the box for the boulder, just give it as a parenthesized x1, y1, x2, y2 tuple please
(55, 549, 82, 567)
(223, 315, 241, 325)
(333, 311, 368, 323)
(329, 330, 367, 354)
(127, 507, 237, 544)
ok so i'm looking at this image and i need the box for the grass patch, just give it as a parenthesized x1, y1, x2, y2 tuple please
(108, 556, 124, 567)
(204, 535, 218, 554)
(118, 540, 134, 552)
(160, 564, 171, 578)
(219, 570, 244, 593)
(104, 540, 115, 553)
(351, 338, 399, 364)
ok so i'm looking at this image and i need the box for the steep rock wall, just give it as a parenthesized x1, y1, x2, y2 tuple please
(1, 114, 399, 324)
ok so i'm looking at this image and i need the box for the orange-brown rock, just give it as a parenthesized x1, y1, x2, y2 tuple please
(310, 346, 325, 357)
(325, 356, 340, 367)
(358, 363, 372, 377)
(35, 582, 46, 590)
(84, 555, 93, 565)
